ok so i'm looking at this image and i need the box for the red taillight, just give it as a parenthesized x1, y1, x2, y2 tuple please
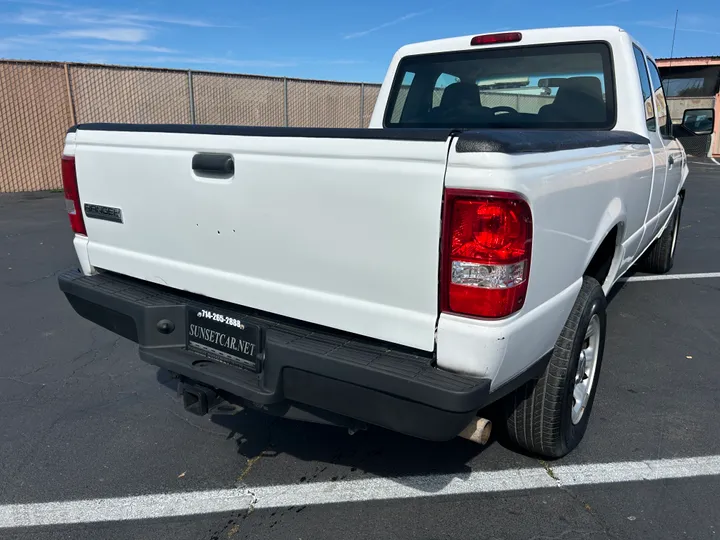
(441, 189, 532, 318)
(61, 155, 86, 236)
(470, 32, 522, 46)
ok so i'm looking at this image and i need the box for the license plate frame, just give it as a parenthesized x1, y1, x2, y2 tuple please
(186, 306, 263, 372)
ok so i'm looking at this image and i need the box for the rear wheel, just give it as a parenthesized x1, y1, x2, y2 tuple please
(504, 276, 606, 458)
(638, 196, 683, 274)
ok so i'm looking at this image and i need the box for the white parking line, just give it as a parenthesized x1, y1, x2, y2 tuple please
(689, 159, 717, 165)
(2, 455, 720, 529)
(711, 158, 719, 166)
(621, 272, 720, 283)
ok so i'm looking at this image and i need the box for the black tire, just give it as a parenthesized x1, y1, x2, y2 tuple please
(638, 196, 683, 274)
(504, 276, 607, 459)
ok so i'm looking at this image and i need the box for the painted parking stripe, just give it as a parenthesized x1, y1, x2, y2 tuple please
(621, 272, 720, 283)
(688, 160, 718, 166)
(2, 455, 720, 529)
(688, 158, 719, 166)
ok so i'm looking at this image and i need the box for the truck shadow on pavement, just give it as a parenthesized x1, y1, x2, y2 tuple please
(217, 408, 488, 492)
(154, 368, 489, 492)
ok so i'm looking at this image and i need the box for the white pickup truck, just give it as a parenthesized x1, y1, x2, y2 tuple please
(59, 26, 689, 458)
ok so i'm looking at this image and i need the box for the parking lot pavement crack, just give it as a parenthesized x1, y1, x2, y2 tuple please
(11, 268, 64, 288)
(237, 455, 262, 484)
(539, 460, 561, 485)
(8, 354, 77, 380)
(0, 376, 45, 387)
(163, 407, 231, 438)
(33, 337, 120, 388)
(527, 529, 607, 540)
(66, 352, 104, 379)
(207, 488, 259, 539)
(245, 488, 258, 515)
(539, 460, 629, 540)
(7, 328, 109, 382)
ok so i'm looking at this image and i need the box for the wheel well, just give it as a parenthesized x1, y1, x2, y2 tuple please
(584, 226, 619, 287)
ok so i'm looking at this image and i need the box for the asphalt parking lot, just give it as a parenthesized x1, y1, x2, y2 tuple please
(1, 159, 719, 540)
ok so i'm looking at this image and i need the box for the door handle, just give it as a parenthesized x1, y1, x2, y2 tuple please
(192, 153, 234, 175)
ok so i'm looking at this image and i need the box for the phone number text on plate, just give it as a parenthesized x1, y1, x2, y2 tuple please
(196, 309, 246, 329)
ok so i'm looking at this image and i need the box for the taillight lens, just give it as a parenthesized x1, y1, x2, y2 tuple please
(61, 155, 86, 236)
(441, 189, 532, 318)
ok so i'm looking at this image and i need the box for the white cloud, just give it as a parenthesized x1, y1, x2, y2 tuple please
(77, 43, 177, 53)
(318, 59, 367, 65)
(637, 18, 720, 36)
(6, 7, 234, 29)
(144, 56, 298, 69)
(593, 0, 630, 8)
(344, 10, 431, 39)
(673, 27, 720, 35)
(0, 31, 163, 54)
(0, 4, 284, 70)
(115, 13, 237, 28)
(13, 13, 49, 24)
(0, 3, 242, 66)
(0, 34, 49, 50)
(0, 0, 63, 6)
(56, 28, 150, 43)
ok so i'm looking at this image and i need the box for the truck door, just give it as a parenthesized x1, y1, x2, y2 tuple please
(632, 45, 667, 253)
(647, 59, 684, 221)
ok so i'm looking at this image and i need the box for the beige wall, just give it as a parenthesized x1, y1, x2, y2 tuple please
(667, 96, 719, 157)
(0, 60, 382, 193)
(666, 96, 715, 123)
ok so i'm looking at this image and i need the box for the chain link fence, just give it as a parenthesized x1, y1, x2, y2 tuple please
(192, 72, 286, 126)
(362, 83, 381, 128)
(0, 59, 382, 193)
(70, 65, 192, 125)
(4, 59, 717, 193)
(0, 62, 73, 192)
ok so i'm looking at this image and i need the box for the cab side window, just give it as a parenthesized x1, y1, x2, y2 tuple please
(633, 45, 655, 132)
(647, 59, 671, 138)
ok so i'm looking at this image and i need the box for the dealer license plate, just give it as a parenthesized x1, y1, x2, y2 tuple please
(186, 306, 262, 372)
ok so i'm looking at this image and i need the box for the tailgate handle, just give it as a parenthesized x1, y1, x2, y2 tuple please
(192, 153, 234, 175)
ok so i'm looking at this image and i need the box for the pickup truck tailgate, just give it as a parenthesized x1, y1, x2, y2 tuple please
(71, 127, 451, 351)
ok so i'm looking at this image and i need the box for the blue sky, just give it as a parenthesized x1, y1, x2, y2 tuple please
(0, 0, 718, 83)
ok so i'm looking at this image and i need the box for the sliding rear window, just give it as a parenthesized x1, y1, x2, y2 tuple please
(384, 42, 616, 130)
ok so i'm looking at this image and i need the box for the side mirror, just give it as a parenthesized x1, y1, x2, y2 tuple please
(682, 108, 714, 136)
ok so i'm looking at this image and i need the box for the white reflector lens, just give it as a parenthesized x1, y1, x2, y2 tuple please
(65, 198, 77, 215)
(451, 260, 526, 289)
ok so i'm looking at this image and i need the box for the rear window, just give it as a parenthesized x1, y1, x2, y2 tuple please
(384, 42, 616, 130)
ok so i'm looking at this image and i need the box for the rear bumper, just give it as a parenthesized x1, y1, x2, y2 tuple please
(59, 269, 520, 440)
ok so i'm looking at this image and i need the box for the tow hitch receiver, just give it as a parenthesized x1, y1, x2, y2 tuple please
(179, 382, 218, 416)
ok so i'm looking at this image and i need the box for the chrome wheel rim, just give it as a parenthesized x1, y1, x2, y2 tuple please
(571, 314, 601, 425)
